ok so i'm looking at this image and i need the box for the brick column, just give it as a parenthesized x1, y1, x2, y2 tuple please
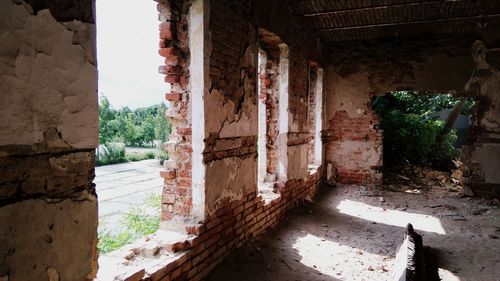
(258, 48, 280, 183)
(157, 0, 193, 222)
(307, 65, 318, 165)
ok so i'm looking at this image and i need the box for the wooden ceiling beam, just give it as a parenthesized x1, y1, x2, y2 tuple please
(304, 0, 466, 17)
(317, 14, 500, 32)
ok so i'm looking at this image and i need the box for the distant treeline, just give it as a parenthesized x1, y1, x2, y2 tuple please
(98, 96, 171, 146)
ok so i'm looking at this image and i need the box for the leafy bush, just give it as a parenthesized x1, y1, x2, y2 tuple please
(145, 151, 155, 159)
(125, 150, 155, 162)
(374, 92, 463, 169)
(96, 143, 127, 166)
(156, 151, 169, 166)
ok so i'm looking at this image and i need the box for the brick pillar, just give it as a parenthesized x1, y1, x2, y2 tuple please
(307, 65, 318, 165)
(157, 0, 193, 221)
(258, 48, 280, 183)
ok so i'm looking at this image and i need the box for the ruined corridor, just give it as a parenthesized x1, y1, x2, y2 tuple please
(1, 0, 500, 280)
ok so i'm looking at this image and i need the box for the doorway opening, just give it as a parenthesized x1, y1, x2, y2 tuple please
(373, 91, 476, 192)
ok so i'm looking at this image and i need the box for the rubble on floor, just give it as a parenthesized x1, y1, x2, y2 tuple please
(384, 162, 477, 198)
(207, 183, 500, 281)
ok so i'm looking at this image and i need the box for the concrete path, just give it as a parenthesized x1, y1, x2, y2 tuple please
(95, 159, 163, 232)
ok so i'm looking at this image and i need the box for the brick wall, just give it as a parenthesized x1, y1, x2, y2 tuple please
(288, 49, 310, 133)
(158, 0, 193, 220)
(324, 37, 500, 193)
(138, 1, 327, 280)
(258, 48, 280, 181)
(324, 110, 383, 185)
(209, 0, 253, 103)
(137, 171, 322, 281)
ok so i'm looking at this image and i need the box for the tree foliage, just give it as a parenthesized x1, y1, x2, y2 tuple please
(373, 91, 475, 119)
(373, 91, 472, 169)
(98, 96, 117, 144)
(98, 95, 171, 146)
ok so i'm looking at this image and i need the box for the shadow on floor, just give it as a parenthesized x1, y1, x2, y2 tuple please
(207, 184, 500, 281)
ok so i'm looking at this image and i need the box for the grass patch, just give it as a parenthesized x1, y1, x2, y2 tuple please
(97, 230, 135, 254)
(144, 192, 162, 209)
(123, 207, 160, 235)
(125, 151, 155, 162)
(97, 206, 160, 254)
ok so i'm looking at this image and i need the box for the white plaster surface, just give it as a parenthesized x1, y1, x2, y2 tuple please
(0, 2, 98, 149)
(190, 0, 208, 221)
(218, 92, 258, 138)
(278, 44, 290, 134)
(327, 141, 381, 170)
(287, 144, 308, 180)
(277, 45, 289, 181)
(326, 68, 371, 121)
(314, 68, 324, 165)
(205, 157, 256, 215)
(257, 52, 268, 184)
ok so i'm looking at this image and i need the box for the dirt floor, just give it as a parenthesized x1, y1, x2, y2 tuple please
(207, 183, 500, 281)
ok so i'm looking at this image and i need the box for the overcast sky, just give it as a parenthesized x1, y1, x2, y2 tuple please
(96, 0, 167, 109)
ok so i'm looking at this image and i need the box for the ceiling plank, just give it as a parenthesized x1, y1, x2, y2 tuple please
(317, 13, 500, 32)
(304, 0, 463, 17)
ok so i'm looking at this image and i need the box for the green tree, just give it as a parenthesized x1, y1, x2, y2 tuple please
(142, 115, 156, 147)
(373, 91, 463, 169)
(124, 114, 142, 146)
(154, 103, 171, 143)
(98, 95, 116, 144)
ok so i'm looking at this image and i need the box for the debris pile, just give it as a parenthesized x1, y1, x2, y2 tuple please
(384, 161, 473, 197)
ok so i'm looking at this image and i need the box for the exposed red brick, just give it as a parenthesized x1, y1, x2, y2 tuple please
(159, 47, 180, 57)
(165, 92, 181, 102)
(159, 29, 173, 40)
(160, 169, 177, 180)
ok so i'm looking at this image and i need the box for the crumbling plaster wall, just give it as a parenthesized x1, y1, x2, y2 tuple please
(325, 36, 500, 194)
(284, 49, 311, 181)
(202, 0, 322, 215)
(203, 0, 258, 216)
(462, 40, 500, 196)
(256, 0, 321, 183)
(0, 0, 98, 280)
(324, 69, 383, 185)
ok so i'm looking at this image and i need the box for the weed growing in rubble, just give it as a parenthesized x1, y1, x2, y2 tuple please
(123, 207, 160, 236)
(97, 230, 134, 254)
(144, 192, 162, 209)
(97, 195, 161, 254)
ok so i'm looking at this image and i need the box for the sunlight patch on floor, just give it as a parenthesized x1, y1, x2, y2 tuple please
(337, 199, 446, 235)
(292, 233, 392, 280)
(438, 268, 462, 281)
